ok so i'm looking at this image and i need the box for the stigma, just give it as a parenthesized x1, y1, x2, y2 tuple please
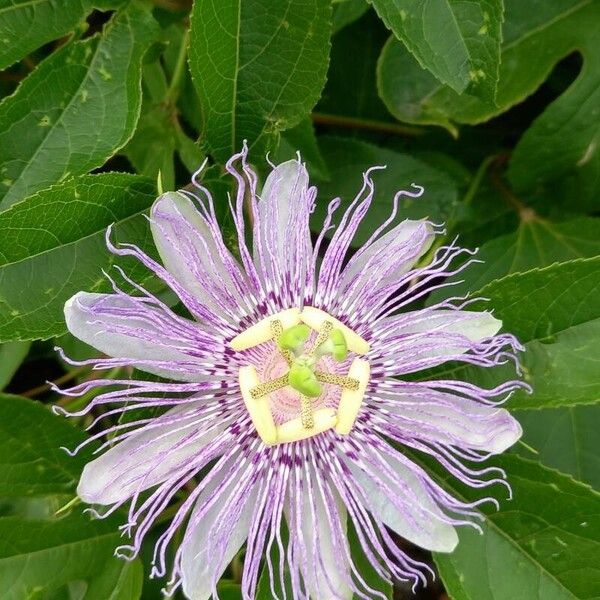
(230, 308, 370, 445)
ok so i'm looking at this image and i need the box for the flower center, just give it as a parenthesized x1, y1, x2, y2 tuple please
(230, 307, 370, 446)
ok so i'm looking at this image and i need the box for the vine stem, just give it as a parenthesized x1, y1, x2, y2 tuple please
(418, 154, 497, 268)
(311, 112, 424, 137)
(22, 366, 90, 398)
(164, 28, 190, 107)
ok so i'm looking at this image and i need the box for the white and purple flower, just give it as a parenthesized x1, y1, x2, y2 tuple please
(57, 147, 527, 599)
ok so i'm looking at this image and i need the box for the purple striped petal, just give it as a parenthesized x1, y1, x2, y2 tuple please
(151, 191, 258, 325)
(64, 292, 226, 381)
(78, 403, 226, 505)
(254, 160, 314, 307)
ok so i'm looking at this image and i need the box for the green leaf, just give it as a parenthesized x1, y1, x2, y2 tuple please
(0, 0, 90, 71)
(189, 0, 332, 163)
(371, 0, 503, 99)
(332, 0, 369, 33)
(0, 394, 143, 599)
(433, 455, 600, 600)
(0, 394, 87, 496)
(313, 136, 460, 246)
(318, 10, 392, 122)
(217, 581, 244, 600)
(0, 341, 30, 390)
(0, 513, 143, 600)
(505, 4, 600, 198)
(376, 0, 600, 201)
(432, 257, 600, 410)
(0, 3, 158, 209)
(515, 404, 600, 492)
(0, 173, 157, 342)
(430, 216, 600, 302)
(273, 118, 329, 180)
(122, 101, 203, 192)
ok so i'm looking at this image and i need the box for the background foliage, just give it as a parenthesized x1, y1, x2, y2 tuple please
(0, 0, 598, 598)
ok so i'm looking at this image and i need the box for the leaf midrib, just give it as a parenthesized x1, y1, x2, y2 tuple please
(421, 0, 593, 104)
(0, 0, 48, 16)
(417, 455, 596, 599)
(0, 197, 150, 270)
(1, 37, 102, 207)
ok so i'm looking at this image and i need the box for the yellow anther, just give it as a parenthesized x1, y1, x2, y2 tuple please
(250, 375, 289, 400)
(315, 371, 359, 390)
(271, 320, 294, 366)
(235, 307, 371, 445)
(306, 320, 333, 356)
(276, 408, 337, 444)
(229, 308, 301, 352)
(335, 358, 370, 435)
(300, 307, 370, 355)
(239, 366, 277, 445)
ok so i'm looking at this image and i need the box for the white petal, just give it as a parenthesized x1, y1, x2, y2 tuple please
(344, 451, 458, 553)
(77, 404, 222, 505)
(380, 392, 522, 453)
(398, 309, 501, 341)
(151, 191, 246, 320)
(181, 463, 256, 600)
(340, 220, 433, 289)
(297, 484, 352, 600)
(384, 309, 502, 363)
(64, 292, 204, 381)
(255, 160, 313, 293)
(259, 159, 310, 241)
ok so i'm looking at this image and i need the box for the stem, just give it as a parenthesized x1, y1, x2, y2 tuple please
(463, 154, 497, 207)
(22, 366, 90, 398)
(311, 112, 424, 137)
(417, 154, 497, 268)
(164, 28, 190, 107)
(490, 162, 537, 221)
(56, 366, 122, 410)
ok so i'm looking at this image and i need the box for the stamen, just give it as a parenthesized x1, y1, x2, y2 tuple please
(315, 371, 359, 390)
(300, 395, 314, 429)
(306, 320, 333, 356)
(271, 319, 295, 366)
(276, 408, 337, 444)
(250, 375, 289, 400)
(239, 366, 277, 445)
(233, 307, 370, 444)
(229, 308, 301, 351)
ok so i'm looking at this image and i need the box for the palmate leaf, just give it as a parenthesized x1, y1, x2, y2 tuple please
(0, 173, 156, 342)
(313, 137, 460, 246)
(372, 0, 503, 100)
(0, 0, 90, 71)
(516, 404, 600, 491)
(0, 394, 143, 599)
(188, 0, 332, 163)
(0, 393, 87, 496)
(332, 0, 369, 33)
(429, 216, 600, 302)
(318, 10, 391, 123)
(428, 257, 600, 410)
(0, 340, 30, 390)
(0, 2, 158, 210)
(430, 454, 600, 600)
(377, 0, 600, 156)
(316, 136, 460, 219)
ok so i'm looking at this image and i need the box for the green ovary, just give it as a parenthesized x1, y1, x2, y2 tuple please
(279, 323, 348, 397)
